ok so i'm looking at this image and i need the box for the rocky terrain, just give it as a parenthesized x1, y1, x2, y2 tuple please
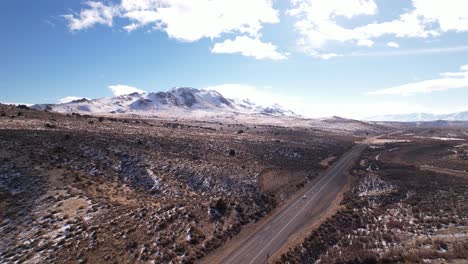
(3, 103, 467, 264)
(277, 136, 468, 264)
(0, 104, 364, 263)
(29, 87, 389, 136)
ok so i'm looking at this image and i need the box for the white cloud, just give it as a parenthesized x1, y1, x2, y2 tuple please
(350, 45, 468, 57)
(355, 11, 437, 39)
(63, 0, 468, 59)
(204, 84, 430, 119)
(203, 83, 465, 119)
(211, 36, 287, 60)
(310, 100, 462, 119)
(288, 0, 468, 55)
(357, 39, 374, 47)
(64, 0, 279, 42)
(288, 0, 377, 20)
(310, 52, 341, 60)
(368, 64, 468, 96)
(63, 1, 118, 31)
(287, 0, 378, 50)
(305, 101, 440, 119)
(57, 96, 90, 104)
(412, 0, 468, 32)
(387, 41, 400, 48)
(204, 84, 295, 108)
(146, 0, 278, 42)
(108, 84, 146, 96)
(204, 84, 331, 118)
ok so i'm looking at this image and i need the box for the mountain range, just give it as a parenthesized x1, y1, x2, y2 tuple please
(32, 87, 295, 117)
(28, 88, 468, 122)
(366, 111, 468, 122)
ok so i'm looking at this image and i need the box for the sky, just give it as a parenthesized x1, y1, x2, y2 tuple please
(1, 0, 468, 119)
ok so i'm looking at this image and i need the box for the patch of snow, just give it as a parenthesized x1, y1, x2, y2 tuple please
(32, 87, 297, 118)
(414, 136, 465, 141)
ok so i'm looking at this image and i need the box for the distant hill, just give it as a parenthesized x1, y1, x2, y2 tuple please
(366, 111, 468, 122)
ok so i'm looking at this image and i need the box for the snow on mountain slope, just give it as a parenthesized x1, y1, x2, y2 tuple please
(440, 111, 468, 121)
(32, 87, 296, 117)
(366, 111, 468, 122)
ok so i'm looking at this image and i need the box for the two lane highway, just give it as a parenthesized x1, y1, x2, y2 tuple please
(221, 142, 368, 264)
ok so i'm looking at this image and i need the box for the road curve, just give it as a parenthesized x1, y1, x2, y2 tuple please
(220, 142, 368, 264)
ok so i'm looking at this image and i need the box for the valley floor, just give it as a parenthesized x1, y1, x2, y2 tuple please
(0, 104, 357, 264)
(276, 134, 468, 263)
(2, 104, 466, 264)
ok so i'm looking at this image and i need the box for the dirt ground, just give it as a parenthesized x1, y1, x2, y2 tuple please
(0, 104, 358, 264)
(277, 131, 468, 263)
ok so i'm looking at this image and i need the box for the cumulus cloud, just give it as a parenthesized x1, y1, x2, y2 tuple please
(203, 84, 446, 119)
(211, 36, 287, 60)
(63, 1, 118, 31)
(63, 0, 468, 59)
(368, 64, 468, 96)
(64, 0, 279, 42)
(108, 84, 146, 96)
(387, 41, 400, 48)
(57, 96, 90, 104)
(204, 84, 294, 108)
(287, 0, 378, 50)
(413, 0, 468, 32)
(288, 0, 468, 54)
(63, 0, 281, 59)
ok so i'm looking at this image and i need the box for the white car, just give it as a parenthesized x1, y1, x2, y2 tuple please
(302, 195, 308, 199)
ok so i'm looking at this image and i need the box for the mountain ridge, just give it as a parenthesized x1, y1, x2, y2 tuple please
(31, 87, 297, 117)
(366, 111, 468, 122)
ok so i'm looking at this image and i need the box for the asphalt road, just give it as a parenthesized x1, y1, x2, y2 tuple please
(220, 142, 368, 264)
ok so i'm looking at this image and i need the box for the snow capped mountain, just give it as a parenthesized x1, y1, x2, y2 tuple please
(366, 111, 468, 122)
(32, 87, 296, 117)
(444, 111, 468, 121)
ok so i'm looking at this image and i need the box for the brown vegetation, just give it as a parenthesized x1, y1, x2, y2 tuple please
(277, 143, 468, 264)
(0, 104, 354, 263)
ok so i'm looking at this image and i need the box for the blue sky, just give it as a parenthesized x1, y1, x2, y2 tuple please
(1, 0, 468, 118)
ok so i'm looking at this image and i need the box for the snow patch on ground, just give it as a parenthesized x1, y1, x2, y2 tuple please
(422, 136, 464, 141)
(357, 175, 396, 197)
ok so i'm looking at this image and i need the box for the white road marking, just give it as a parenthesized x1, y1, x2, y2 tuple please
(222, 145, 365, 264)
(224, 237, 258, 264)
(247, 151, 356, 264)
(271, 159, 345, 224)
